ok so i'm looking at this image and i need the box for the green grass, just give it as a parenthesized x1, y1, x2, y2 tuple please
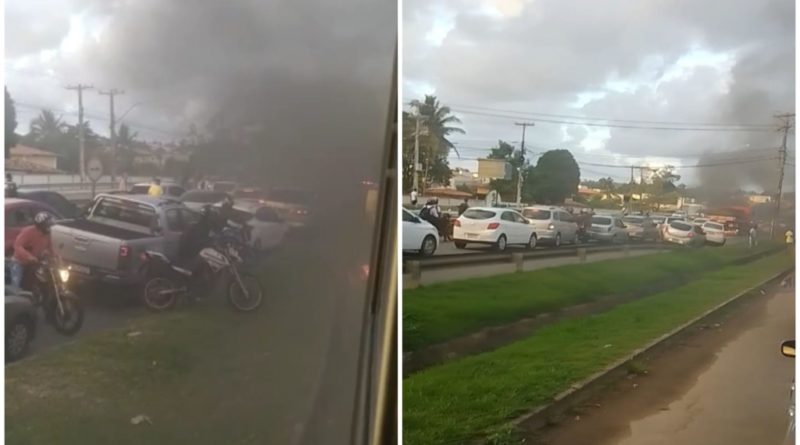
(403, 252, 790, 445)
(404, 244, 776, 352)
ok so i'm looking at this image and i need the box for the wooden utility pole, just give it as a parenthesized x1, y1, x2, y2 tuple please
(99, 89, 124, 181)
(514, 122, 535, 204)
(66, 84, 94, 179)
(771, 112, 795, 237)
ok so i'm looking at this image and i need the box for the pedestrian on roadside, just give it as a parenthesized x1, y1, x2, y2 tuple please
(148, 178, 164, 197)
(458, 198, 469, 216)
(748, 223, 757, 249)
(118, 171, 129, 192)
(411, 188, 418, 207)
(785, 228, 794, 257)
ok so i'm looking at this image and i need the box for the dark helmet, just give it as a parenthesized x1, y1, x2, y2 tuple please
(34, 212, 54, 233)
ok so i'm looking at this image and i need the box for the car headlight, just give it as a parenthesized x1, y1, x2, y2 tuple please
(58, 268, 70, 283)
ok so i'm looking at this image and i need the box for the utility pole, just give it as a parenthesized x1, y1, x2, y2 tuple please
(99, 89, 124, 181)
(771, 112, 795, 237)
(413, 114, 422, 193)
(514, 122, 535, 204)
(66, 84, 94, 179)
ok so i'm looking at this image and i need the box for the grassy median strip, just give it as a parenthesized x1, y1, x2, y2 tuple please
(404, 244, 775, 352)
(403, 252, 790, 445)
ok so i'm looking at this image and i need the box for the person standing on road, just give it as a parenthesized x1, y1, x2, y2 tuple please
(785, 228, 794, 256)
(148, 178, 164, 197)
(118, 171, 129, 192)
(748, 224, 758, 249)
(458, 198, 469, 216)
(410, 188, 418, 207)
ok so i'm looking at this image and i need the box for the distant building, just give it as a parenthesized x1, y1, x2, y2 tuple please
(8, 145, 60, 172)
(747, 194, 772, 204)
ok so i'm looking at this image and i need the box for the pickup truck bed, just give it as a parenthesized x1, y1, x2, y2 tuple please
(55, 219, 152, 241)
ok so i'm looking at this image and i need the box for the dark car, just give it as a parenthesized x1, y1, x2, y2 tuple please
(6, 288, 37, 362)
(5, 198, 62, 256)
(17, 190, 79, 219)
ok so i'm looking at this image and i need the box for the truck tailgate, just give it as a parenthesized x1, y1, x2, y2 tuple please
(52, 219, 149, 271)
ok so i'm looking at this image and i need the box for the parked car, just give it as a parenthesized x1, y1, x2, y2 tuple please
(17, 190, 79, 219)
(621, 215, 660, 242)
(258, 187, 316, 228)
(129, 182, 186, 198)
(402, 208, 438, 256)
(589, 215, 629, 243)
(521, 206, 578, 247)
(233, 187, 265, 200)
(692, 217, 709, 227)
(663, 220, 706, 247)
(6, 288, 37, 362)
(453, 207, 536, 251)
(215, 200, 289, 251)
(51, 194, 194, 285)
(702, 221, 727, 245)
(5, 198, 62, 256)
(212, 181, 238, 193)
(179, 190, 232, 212)
(660, 216, 687, 238)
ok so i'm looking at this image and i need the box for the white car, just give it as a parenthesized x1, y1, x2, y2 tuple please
(402, 208, 438, 256)
(453, 207, 536, 251)
(702, 221, 726, 245)
(521, 206, 578, 247)
(217, 201, 289, 251)
(692, 217, 708, 227)
(663, 220, 706, 247)
(589, 215, 629, 243)
(179, 190, 232, 212)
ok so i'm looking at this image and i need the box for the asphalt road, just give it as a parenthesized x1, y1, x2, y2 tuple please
(404, 249, 663, 288)
(532, 285, 795, 445)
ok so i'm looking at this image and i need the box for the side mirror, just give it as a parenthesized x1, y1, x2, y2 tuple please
(782, 340, 795, 358)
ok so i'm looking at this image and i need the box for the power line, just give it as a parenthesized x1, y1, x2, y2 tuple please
(448, 107, 776, 132)
(448, 103, 775, 129)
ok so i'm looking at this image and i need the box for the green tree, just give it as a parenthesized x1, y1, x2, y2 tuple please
(597, 177, 615, 193)
(5, 87, 17, 158)
(528, 149, 581, 204)
(29, 109, 67, 143)
(116, 124, 138, 173)
(486, 140, 524, 200)
(410, 95, 465, 158)
(403, 97, 465, 191)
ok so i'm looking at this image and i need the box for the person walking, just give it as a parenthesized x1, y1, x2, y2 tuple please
(458, 198, 469, 216)
(748, 224, 757, 249)
(410, 188, 418, 207)
(148, 178, 164, 197)
(785, 228, 794, 258)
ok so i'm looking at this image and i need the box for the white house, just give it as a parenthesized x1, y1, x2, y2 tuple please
(9, 145, 59, 171)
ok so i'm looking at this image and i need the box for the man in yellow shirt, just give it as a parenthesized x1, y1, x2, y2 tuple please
(148, 178, 164, 197)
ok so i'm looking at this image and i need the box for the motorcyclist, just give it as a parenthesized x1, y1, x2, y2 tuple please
(10, 212, 54, 289)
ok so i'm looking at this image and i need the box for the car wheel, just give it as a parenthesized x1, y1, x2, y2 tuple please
(494, 235, 507, 252)
(527, 234, 537, 250)
(454, 240, 467, 249)
(6, 317, 32, 362)
(554, 233, 562, 248)
(420, 235, 437, 257)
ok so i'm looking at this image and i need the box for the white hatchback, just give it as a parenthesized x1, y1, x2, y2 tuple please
(402, 208, 438, 256)
(453, 207, 536, 251)
(702, 221, 726, 245)
(217, 201, 289, 251)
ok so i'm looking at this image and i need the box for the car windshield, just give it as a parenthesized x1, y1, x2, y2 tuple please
(592, 217, 612, 225)
(671, 222, 693, 231)
(706, 223, 724, 230)
(92, 198, 156, 229)
(463, 209, 496, 220)
(622, 217, 644, 224)
(522, 209, 551, 220)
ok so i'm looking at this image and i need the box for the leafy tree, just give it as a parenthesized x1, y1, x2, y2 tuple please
(597, 177, 615, 193)
(528, 149, 581, 204)
(486, 140, 524, 200)
(29, 109, 67, 143)
(409, 95, 465, 159)
(5, 87, 17, 158)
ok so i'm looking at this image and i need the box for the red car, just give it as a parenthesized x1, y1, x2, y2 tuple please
(5, 198, 62, 256)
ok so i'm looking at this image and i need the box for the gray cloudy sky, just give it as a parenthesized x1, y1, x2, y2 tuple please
(403, 0, 795, 189)
(6, 0, 395, 164)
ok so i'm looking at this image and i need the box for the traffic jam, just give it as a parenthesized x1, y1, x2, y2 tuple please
(403, 200, 752, 256)
(4, 178, 316, 361)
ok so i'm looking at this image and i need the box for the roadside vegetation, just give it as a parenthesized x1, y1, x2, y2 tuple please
(405, 243, 778, 352)
(403, 252, 790, 445)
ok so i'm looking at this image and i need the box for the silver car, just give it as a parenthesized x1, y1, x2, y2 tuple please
(663, 220, 706, 247)
(621, 216, 660, 242)
(589, 215, 629, 243)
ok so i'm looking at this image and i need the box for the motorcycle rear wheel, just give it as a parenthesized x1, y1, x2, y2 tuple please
(143, 277, 180, 312)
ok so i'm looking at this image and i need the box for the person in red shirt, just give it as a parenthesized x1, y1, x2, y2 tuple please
(9, 212, 54, 289)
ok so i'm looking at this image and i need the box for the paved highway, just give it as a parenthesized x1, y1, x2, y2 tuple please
(531, 286, 795, 445)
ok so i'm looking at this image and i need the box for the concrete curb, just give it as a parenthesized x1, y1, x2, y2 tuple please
(474, 266, 793, 444)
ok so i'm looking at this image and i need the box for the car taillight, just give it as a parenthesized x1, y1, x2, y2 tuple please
(487, 222, 500, 230)
(119, 245, 130, 257)
(687, 232, 694, 238)
(454, 220, 461, 227)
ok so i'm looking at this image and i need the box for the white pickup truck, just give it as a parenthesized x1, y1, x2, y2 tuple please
(51, 194, 198, 286)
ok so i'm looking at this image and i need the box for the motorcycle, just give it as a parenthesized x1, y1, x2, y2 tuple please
(782, 340, 795, 444)
(140, 234, 264, 312)
(26, 257, 84, 335)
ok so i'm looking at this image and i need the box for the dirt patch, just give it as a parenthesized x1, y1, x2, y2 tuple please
(403, 250, 783, 376)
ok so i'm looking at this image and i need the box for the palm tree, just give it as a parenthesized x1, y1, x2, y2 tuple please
(29, 109, 66, 142)
(410, 95, 465, 158)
